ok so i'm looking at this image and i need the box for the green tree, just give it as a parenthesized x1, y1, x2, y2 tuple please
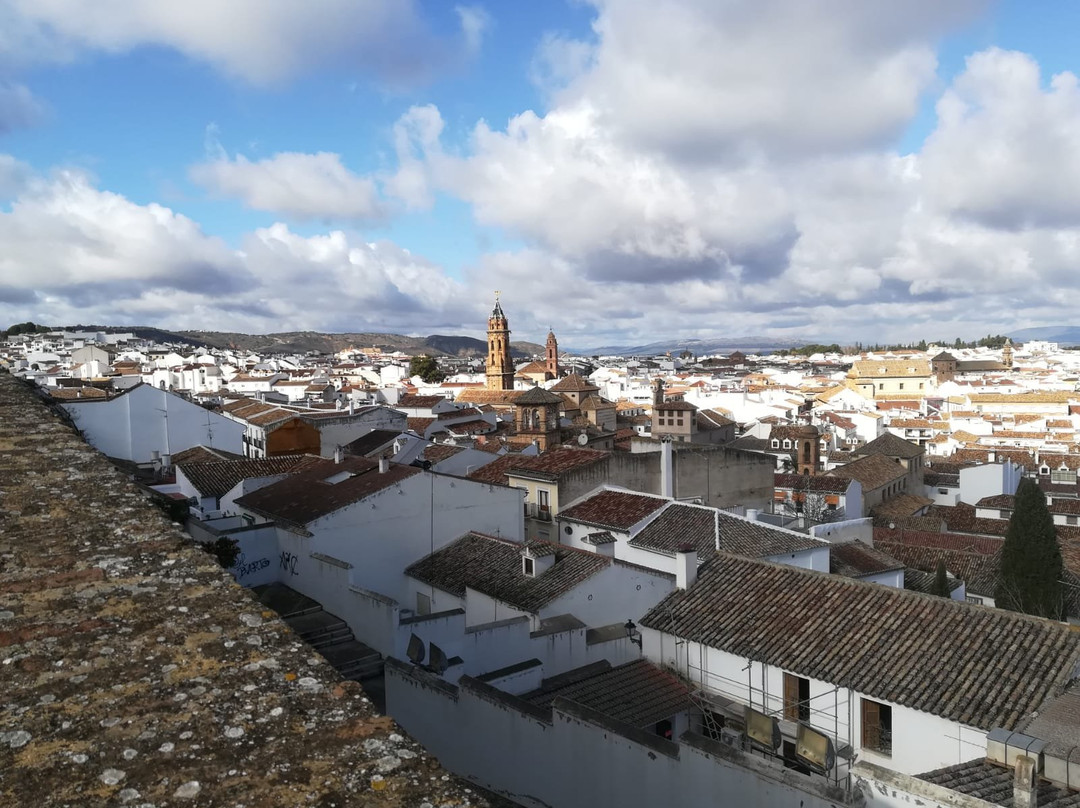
(996, 478, 1063, 619)
(930, 558, 951, 598)
(409, 354, 445, 383)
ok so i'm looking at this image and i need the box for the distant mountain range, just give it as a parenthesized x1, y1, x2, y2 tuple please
(566, 336, 809, 356)
(60, 326, 543, 358)
(1008, 326, 1080, 346)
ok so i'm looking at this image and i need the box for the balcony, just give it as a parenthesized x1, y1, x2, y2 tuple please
(524, 503, 552, 522)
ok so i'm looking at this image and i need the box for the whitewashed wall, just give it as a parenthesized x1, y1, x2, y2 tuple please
(643, 627, 988, 777)
(63, 384, 243, 462)
(386, 661, 848, 808)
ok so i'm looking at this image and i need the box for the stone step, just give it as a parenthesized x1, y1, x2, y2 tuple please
(309, 629, 355, 650)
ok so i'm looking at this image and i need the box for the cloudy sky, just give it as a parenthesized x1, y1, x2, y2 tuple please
(2, 0, 1080, 347)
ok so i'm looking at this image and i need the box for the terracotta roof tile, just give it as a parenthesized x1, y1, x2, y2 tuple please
(640, 553, 1080, 731)
(559, 490, 667, 532)
(405, 533, 608, 613)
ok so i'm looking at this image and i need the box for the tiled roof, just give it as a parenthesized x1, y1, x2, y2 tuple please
(1023, 686, 1080, 757)
(851, 359, 931, 378)
(171, 445, 244, 465)
(343, 428, 400, 457)
(918, 758, 1080, 807)
(407, 416, 435, 434)
(521, 659, 691, 729)
(454, 389, 523, 406)
(515, 386, 565, 405)
(235, 457, 421, 530)
(854, 431, 924, 459)
(583, 531, 617, 545)
(178, 455, 319, 499)
(558, 490, 667, 531)
(874, 541, 1000, 597)
(697, 409, 735, 430)
(969, 392, 1076, 404)
(716, 510, 825, 558)
(550, 373, 599, 393)
(422, 443, 466, 464)
(629, 504, 716, 557)
(505, 448, 610, 481)
(774, 473, 851, 493)
(640, 553, 1080, 731)
(903, 568, 963, 595)
(827, 453, 907, 491)
(396, 394, 446, 408)
(655, 399, 697, 412)
(870, 493, 935, 520)
(405, 533, 608, 613)
(829, 540, 904, 578)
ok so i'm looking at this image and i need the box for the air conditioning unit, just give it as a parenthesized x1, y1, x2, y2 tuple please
(720, 728, 745, 750)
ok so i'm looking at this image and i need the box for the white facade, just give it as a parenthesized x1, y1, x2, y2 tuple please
(958, 461, 1022, 506)
(61, 384, 244, 462)
(641, 628, 988, 778)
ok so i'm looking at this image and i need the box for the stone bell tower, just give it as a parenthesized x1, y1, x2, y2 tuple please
(486, 293, 515, 391)
(545, 329, 560, 379)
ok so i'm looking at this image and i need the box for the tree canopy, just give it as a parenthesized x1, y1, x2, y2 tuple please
(930, 558, 951, 598)
(409, 354, 445, 383)
(995, 478, 1063, 619)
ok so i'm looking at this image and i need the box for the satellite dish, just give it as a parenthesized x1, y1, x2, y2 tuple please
(577, 433, 589, 446)
(428, 642, 448, 675)
(406, 633, 425, 665)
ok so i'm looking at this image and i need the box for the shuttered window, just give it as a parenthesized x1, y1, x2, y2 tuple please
(783, 673, 810, 723)
(861, 699, 892, 756)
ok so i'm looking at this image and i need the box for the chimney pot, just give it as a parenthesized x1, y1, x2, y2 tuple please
(675, 545, 697, 590)
(379, 456, 389, 474)
(1014, 755, 1038, 808)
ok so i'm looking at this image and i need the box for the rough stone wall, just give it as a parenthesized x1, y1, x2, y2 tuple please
(0, 371, 486, 807)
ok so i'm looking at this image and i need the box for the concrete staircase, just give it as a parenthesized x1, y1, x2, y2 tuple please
(253, 583, 384, 682)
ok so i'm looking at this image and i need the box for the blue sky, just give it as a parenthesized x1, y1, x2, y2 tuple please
(4, 0, 1080, 345)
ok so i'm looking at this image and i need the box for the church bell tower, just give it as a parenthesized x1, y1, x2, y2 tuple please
(486, 293, 515, 391)
(545, 329, 560, 379)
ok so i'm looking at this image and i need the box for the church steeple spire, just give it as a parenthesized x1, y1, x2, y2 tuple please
(486, 292, 514, 391)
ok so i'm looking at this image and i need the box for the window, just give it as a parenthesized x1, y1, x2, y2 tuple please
(899, 383, 904, 390)
(417, 592, 431, 615)
(771, 439, 780, 448)
(938, 488, 949, 495)
(861, 699, 892, 756)
(523, 556, 535, 576)
(1069, 516, 1078, 526)
(966, 595, 984, 605)
(999, 510, 1010, 519)
(538, 489, 550, 512)
(783, 439, 792, 449)
(783, 673, 810, 723)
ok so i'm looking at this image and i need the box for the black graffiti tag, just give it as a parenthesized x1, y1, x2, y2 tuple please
(279, 551, 299, 576)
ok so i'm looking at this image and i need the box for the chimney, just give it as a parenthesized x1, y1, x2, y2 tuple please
(1014, 755, 1037, 808)
(348, 400, 355, 415)
(745, 508, 759, 522)
(379, 456, 389, 474)
(334, 446, 343, 464)
(675, 543, 697, 590)
(660, 437, 674, 498)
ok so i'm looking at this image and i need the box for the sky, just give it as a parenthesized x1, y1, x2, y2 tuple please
(3, 0, 1080, 347)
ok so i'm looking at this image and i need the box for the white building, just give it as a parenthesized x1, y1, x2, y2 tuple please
(60, 383, 244, 463)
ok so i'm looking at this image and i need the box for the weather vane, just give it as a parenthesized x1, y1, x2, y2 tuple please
(494, 290, 501, 301)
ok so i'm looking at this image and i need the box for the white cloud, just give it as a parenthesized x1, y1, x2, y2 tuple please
(190, 150, 385, 223)
(549, 0, 987, 161)
(920, 48, 1080, 229)
(0, 0, 484, 85)
(0, 161, 478, 335)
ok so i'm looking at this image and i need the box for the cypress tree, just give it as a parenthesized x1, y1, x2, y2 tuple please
(931, 558, 950, 598)
(996, 478, 1063, 619)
